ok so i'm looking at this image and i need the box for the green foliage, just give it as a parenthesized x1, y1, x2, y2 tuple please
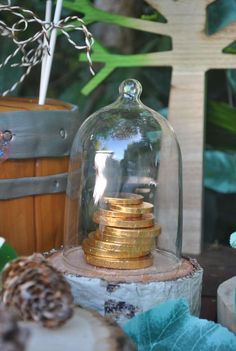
(222, 41, 236, 54)
(208, 101, 236, 134)
(205, 101, 236, 152)
(0, 239, 17, 272)
(207, 0, 236, 34)
(79, 41, 152, 96)
(64, 0, 154, 27)
(226, 68, 236, 94)
(204, 150, 236, 193)
(141, 11, 166, 23)
(1, 0, 236, 243)
(1, 0, 236, 147)
(63, 0, 172, 95)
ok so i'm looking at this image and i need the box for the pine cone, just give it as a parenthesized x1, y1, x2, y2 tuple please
(1, 254, 74, 328)
(0, 304, 29, 351)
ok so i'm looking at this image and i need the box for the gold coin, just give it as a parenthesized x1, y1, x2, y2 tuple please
(99, 208, 141, 219)
(103, 193, 143, 205)
(88, 232, 154, 251)
(102, 224, 161, 237)
(85, 253, 153, 269)
(82, 239, 150, 258)
(95, 231, 155, 247)
(93, 212, 154, 228)
(110, 202, 154, 215)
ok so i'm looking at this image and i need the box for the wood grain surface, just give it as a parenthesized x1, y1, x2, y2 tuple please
(20, 306, 135, 351)
(0, 98, 71, 254)
(145, 0, 236, 254)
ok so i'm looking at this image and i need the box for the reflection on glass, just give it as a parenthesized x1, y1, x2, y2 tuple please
(64, 79, 182, 274)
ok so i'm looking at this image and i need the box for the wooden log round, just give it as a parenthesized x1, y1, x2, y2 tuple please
(217, 276, 236, 334)
(48, 249, 203, 326)
(0, 97, 80, 255)
(20, 306, 135, 351)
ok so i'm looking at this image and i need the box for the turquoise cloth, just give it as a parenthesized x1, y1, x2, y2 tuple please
(124, 299, 236, 351)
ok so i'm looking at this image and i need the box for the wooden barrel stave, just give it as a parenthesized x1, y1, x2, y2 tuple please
(34, 157, 69, 253)
(0, 159, 36, 253)
(0, 97, 80, 255)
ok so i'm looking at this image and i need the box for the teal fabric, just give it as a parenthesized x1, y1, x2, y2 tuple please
(204, 150, 236, 193)
(124, 299, 236, 351)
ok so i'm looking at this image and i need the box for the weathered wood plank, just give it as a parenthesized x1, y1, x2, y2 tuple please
(20, 307, 135, 351)
(146, 0, 236, 253)
(0, 160, 35, 254)
(34, 157, 69, 252)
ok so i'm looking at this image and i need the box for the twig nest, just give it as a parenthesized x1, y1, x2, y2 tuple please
(1, 254, 74, 328)
(0, 304, 29, 351)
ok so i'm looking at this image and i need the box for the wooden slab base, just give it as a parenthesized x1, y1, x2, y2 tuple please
(48, 249, 203, 326)
(21, 307, 135, 351)
(217, 277, 236, 334)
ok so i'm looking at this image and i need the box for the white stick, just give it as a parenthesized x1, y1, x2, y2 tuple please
(38, 0, 63, 105)
(38, 0, 52, 104)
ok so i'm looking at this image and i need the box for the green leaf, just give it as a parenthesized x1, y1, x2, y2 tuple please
(208, 101, 236, 134)
(79, 41, 154, 95)
(206, 123, 236, 151)
(0, 239, 17, 272)
(223, 41, 236, 54)
(204, 150, 236, 193)
(207, 0, 236, 35)
(226, 69, 236, 95)
(63, 0, 171, 94)
(141, 10, 166, 23)
(124, 299, 236, 351)
(63, 0, 161, 29)
(206, 101, 236, 151)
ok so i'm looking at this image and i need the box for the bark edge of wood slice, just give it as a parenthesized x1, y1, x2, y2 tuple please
(48, 250, 203, 326)
(217, 276, 236, 334)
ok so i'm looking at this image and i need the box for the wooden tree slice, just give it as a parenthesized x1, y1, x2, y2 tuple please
(21, 307, 135, 351)
(217, 276, 236, 334)
(48, 250, 203, 326)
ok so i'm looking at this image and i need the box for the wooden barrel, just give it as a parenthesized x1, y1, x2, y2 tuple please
(0, 97, 80, 255)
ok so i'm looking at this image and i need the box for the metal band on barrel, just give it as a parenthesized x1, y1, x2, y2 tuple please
(0, 105, 80, 159)
(0, 172, 68, 199)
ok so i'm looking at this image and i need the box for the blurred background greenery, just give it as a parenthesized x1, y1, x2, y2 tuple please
(1, 0, 236, 249)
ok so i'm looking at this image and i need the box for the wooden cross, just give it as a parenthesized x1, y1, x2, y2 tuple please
(144, 0, 236, 253)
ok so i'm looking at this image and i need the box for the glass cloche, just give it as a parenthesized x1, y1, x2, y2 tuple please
(64, 79, 182, 274)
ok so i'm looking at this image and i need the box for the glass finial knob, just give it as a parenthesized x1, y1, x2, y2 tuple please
(119, 79, 142, 100)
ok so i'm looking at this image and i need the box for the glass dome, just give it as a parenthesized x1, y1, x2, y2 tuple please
(64, 79, 182, 274)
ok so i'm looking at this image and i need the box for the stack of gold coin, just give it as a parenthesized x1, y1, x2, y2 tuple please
(82, 193, 161, 270)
